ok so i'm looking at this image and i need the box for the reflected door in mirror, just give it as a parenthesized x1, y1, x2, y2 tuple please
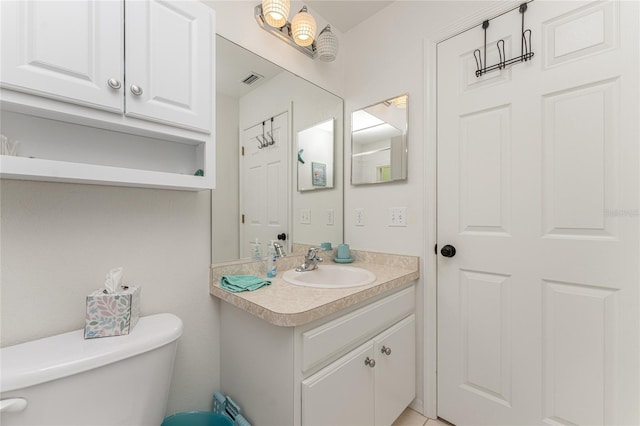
(240, 112, 288, 258)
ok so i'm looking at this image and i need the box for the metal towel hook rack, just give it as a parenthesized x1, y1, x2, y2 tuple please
(257, 117, 276, 149)
(473, 2, 534, 78)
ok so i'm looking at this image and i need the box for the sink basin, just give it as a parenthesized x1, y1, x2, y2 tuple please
(282, 265, 376, 289)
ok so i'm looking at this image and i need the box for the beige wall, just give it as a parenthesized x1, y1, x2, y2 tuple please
(0, 180, 218, 415)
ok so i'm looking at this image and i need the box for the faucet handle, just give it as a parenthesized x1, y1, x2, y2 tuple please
(273, 241, 286, 258)
(307, 247, 323, 261)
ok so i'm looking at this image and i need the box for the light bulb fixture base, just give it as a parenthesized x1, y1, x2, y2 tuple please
(255, 4, 338, 62)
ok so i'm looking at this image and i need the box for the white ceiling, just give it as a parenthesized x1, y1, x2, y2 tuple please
(306, 1, 395, 33)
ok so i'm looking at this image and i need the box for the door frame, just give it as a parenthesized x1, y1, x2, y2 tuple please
(422, 1, 530, 419)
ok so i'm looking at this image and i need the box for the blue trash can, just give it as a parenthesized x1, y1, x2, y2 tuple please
(161, 411, 234, 426)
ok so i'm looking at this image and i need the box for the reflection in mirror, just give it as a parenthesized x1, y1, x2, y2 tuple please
(212, 35, 344, 264)
(297, 118, 335, 192)
(351, 94, 408, 185)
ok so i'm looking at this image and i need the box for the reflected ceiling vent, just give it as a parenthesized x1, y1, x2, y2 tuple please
(241, 72, 263, 85)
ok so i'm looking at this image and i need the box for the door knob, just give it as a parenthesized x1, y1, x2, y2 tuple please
(440, 245, 456, 257)
(277, 233, 287, 241)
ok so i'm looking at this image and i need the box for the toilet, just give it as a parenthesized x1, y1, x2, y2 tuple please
(0, 313, 183, 426)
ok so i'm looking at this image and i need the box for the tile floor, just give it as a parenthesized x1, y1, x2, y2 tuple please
(392, 408, 452, 426)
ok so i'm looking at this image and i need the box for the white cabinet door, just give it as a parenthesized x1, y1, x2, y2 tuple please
(125, 0, 213, 133)
(302, 342, 375, 426)
(0, 0, 123, 112)
(374, 315, 415, 426)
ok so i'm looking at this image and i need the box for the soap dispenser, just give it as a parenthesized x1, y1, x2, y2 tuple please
(251, 238, 262, 261)
(266, 240, 278, 278)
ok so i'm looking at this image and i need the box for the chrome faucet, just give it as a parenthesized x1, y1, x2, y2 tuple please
(295, 247, 323, 272)
(273, 241, 286, 258)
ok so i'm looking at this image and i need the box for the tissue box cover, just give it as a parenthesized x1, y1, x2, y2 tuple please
(84, 286, 140, 339)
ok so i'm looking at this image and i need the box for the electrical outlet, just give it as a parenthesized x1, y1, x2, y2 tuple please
(300, 209, 311, 224)
(355, 208, 365, 226)
(389, 207, 407, 227)
(326, 209, 334, 225)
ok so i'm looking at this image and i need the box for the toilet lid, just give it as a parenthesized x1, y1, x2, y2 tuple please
(0, 313, 183, 393)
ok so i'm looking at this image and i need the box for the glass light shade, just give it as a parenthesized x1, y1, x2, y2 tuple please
(262, 0, 290, 28)
(317, 25, 339, 62)
(292, 9, 316, 47)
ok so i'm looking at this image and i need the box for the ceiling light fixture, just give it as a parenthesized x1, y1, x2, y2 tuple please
(254, 4, 339, 62)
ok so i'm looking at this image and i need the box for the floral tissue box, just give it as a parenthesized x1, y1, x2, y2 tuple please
(84, 286, 140, 339)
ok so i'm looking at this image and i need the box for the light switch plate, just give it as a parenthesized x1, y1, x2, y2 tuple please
(389, 207, 407, 227)
(355, 208, 365, 226)
(326, 209, 334, 225)
(300, 209, 311, 224)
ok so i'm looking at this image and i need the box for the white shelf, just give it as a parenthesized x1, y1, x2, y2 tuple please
(0, 156, 212, 191)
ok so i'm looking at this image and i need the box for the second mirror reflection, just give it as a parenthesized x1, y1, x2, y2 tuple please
(351, 94, 408, 185)
(297, 118, 335, 191)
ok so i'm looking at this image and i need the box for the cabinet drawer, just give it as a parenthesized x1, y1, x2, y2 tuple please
(302, 286, 414, 372)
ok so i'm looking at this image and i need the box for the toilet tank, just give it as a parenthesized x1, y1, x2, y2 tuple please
(1, 313, 183, 426)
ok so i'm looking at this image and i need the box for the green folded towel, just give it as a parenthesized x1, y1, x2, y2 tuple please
(221, 275, 271, 293)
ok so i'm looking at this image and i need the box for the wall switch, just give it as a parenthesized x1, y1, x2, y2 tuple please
(326, 209, 334, 225)
(389, 207, 407, 227)
(355, 208, 365, 226)
(300, 209, 311, 224)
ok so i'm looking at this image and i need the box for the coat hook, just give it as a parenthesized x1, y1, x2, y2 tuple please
(474, 2, 534, 78)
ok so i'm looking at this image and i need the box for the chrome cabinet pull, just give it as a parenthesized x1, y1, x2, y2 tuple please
(364, 357, 375, 368)
(130, 85, 143, 96)
(381, 346, 392, 356)
(107, 78, 121, 90)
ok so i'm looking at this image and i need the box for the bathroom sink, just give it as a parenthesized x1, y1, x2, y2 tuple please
(282, 265, 376, 289)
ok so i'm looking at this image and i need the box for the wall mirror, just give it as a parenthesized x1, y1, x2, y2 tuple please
(212, 35, 344, 263)
(351, 94, 408, 185)
(297, 118, 335, 192)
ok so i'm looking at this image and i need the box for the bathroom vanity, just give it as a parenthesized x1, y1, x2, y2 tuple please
(210, 251, 419, 426)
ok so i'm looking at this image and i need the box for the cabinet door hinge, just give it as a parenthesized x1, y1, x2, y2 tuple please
(241, 214, 245, 224)
(434, 244, 437, 254)
(241, 146, 245, 156)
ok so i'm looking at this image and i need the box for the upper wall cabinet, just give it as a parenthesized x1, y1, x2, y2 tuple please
(125, 0, 212, 132)
(0, 1, 124, 113)
(1, 0, 212, 133)
(0, 0, 215, 190)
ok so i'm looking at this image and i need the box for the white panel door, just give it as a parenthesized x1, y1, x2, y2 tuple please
(0, 0, 123, 112)
(240, 113, 289, 258)
(302, 342, 375, 426)
(437, 1, 639, 425)
(125, 0, 213, 132)
(374, 315, 415, 426)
